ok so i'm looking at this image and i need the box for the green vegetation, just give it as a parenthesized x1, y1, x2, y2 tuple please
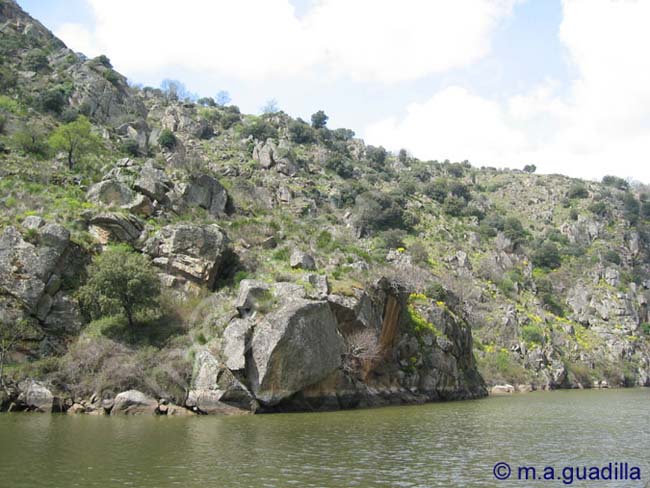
(310, 110, 328, 129)
(77, 246, 161, 328)
(48, 115, 103, 169)
(157, 128, 176, 149)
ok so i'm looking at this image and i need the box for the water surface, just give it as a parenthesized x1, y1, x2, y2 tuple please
(0, 389, 648, 487)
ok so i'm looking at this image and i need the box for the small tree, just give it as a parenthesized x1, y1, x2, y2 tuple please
(215, 90, 231, 106)
(48, 115, 102, 170)
(523, 164, 537, 173)
(261, 98, 279, 114)
(311, 110, 328, 129)
(77, 246, 161, 328)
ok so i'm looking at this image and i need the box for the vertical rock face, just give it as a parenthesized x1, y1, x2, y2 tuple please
(0, 224, 84, 353)
(248, 299, 345, 406)
(184, 277, 486, 414)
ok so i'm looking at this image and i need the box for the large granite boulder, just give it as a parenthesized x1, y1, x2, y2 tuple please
(144, 223, 230, 289)
(248, 299, 345, 406)
(252, 139, 276, 169)
(111, 390, 158, 415)
(290, 250, 316, 270)
(18, 380, 54, 413)
(86, 180, 135, 207)
(221, 318, 254, 370)
(134, 160, 173, 203)
(181, 174, 228, 217)
(89, 212, 145, 245)
(187, 350, 256, 414)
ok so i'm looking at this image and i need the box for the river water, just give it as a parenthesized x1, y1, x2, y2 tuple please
(0, 389, 648, 487)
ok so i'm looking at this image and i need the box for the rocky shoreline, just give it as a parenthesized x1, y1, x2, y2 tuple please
(1, 277, 488, 415)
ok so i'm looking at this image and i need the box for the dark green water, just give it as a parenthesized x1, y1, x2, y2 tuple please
(0, 389, 649, 487)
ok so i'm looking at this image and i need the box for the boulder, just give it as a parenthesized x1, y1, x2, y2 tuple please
(235, 280, 271, 318)
(252, 139, 276, 168)
(305, 274, 329, 299)
(67, 403, 86, 414)
(89, 213, 145, 244)
(134, 160, 172, 203)
(144, 223, 230, 289)
(490, 384, 515, 395)
(165, 404, 196, 416)
(181, 174, 228, 217)
(222, 318, 254, 370)
(18, 381, 54, 413)
(188, 350, 256, 413)
(122, 193, 154, 217)
(290, 250, 316, 270)
(111, 390, 158, 415)
(22, 215, 44, 230)
(248, 299, 345, 405)
(0, 225, 70, 310)
(86, 180, 134, 207)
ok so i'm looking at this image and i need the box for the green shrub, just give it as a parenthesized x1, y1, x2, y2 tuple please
(102, 69, 120, 85)
(121, 138, 140, 156)
(521, 324, 544, 344)
(241, 118, 277, 141)
(325, 154, 354, 178)
(94, 54, 113, 68)
(622, 192, 639, 224)
(423, 177, 448, 203)
(532, 241, 562, 269)
(76, 245, 161, 327)
(641, 323, 650, 335)
(503, 217, 528, 245)
(603, 250, 621, 265)
(588, 201, 608, 217)
(157, 129, 176, 149)
(14, 127, 49, 157)
(311, 110, 328, 129)
(365, 145, 387, 166)
(353, 190, 409, 236)
(442, 195, 466, 216)
(316, 230, 333, 250)
(567, 183, 589, 199)
(602, 175, 629, 190)
(24, 50, 49, 72)
(272, 247, 290, 261)
(288, 119, 315, 144)
(38, 88, 66, 114)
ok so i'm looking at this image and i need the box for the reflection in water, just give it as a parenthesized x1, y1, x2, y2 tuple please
(0, 389, 649, 487)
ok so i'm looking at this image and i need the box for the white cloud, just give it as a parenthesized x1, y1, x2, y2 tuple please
(365, 0, 650, 182)
(365, 86, 526, 165)
(54, 0, 516, 83)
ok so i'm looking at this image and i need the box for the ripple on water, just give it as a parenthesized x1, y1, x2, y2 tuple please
(0, 389, 649, 487)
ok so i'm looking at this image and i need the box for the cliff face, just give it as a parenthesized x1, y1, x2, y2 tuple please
(0, 2, 649, 414)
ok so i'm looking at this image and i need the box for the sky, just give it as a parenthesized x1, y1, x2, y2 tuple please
(18, 0, 650, 183)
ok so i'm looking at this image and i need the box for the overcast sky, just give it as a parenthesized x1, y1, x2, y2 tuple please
(19, 0, 650, 183)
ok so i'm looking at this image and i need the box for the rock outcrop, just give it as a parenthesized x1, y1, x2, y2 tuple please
(111, 390, 158, 415)
(144, 223, 231, 290)
(248, 299, 345, 406)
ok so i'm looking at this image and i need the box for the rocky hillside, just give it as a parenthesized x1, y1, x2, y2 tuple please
(1, 0, 649, 414)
